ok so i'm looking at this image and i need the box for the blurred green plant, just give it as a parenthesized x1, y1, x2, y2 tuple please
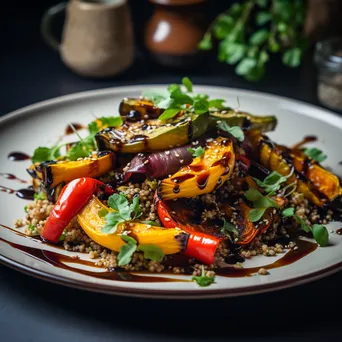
(198, 0, 308, 81)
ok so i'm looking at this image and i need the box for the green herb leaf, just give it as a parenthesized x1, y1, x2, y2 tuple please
(282, 48, 302, 68)
(168, 84, 181, 93)
(170, 90, 194, 105)
(137, 244, 165, 261)
(208, 99, 226, 109)
(66, 142, 92, 161)
(142, 221, 159, 226)
(59, 230, 66, 242)
(182, 77, 193, 92)
(245, 188, 263, 202)
(192, 265, 215, 287)
(248, 208, 266, 222)
(187, 146, 205, 158)
(193, 99, 209, 115)
(101, 212, 122, 234)
(198, 33, 213, 50)
(236, 58, 257, 76)
(213, 15, 234, 40)
(217, 121, 245, 142)
(250, 29, 269, 45)
(88, 121, 99, 135)
(294, 215, 311, 233)
(28, 224, 36, 232)
(130, 195, 142, 219)
(97, 116, 123, 127)
(98, 208, 109, 218)
(34, 192, 45, 200)
(253, 170, 291, 193)
(31, 146, 61, 163)
(117, 235, 137, 266)
(221, 218, 239, 237)
(256, 11, 271, 25)
(304, 148, 327, 163)
(282, 207, 295, 217)
(158, 108, 181, 121)
(108, 193, 130, 213)
(24, 205, 28, 213)
(312, 224, 329, 247)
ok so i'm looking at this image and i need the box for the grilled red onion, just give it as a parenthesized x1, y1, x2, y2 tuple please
(123, 142, 204, 182)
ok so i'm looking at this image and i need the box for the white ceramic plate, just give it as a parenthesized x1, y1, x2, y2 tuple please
(1, 85, 342, 299)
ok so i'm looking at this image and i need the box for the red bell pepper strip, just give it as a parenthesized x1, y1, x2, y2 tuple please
(155, 192, 219, 264)
(185, 232, 219, 265)
(41, 177, 114, 243)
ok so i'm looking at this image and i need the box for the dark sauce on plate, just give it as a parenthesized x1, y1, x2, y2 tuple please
(0, 185, 35, 200)
(8, 152, 30, 161)
(336, 228, 342, 235)
(0, 173, 28, 184)
(64, 123, 84, 135)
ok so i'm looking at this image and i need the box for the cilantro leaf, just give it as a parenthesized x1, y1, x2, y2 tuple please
(142, 221, 159, 226)
(31, 146, 61, 163)
(158, 108, 181, 121)
(117, 235, 137, 266)
(137, 244, 165, 261)
(192, 265, 215, 287)
(34, 192, 45, 200)
(88, 121, 99, 135)
(248, 208, 266, 222)
(66, 142, 92, 161)
(101, 212, 122, 234)
(108, 193, 130, 213)
(182, 77, 193, 92)
(168, 84, 181, 93)
(187, 146, 205, 158)
(244, 188, 263, 202)
(97, 116, 122, 127)
(312, 224, 329, 247)
(294, 215, 311, 233)
(193, 99, 209, 115)
(170, 89, 194, 105)
(130, 196, 142, 219)
(304, 148, 327, 163)
(217, 121, 245, 142)
(208, 99, 226, 109)
(221, 218, 239, 237)
(24, 205, 28, 213)
(281, 207, 295, 217)
(98, 208, 109, 218)
(253, 170, 292, 193)
(102, 194, 141, 234)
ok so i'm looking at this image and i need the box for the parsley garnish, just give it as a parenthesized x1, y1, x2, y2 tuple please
(117, 235, 137, 266)
(142, 77, 225, 121)
(217, 121, 245, 142)
(142, 220, 159, 226)
(31, 146, 61, 163)
(245, 188, 279, 222)
(253, 169, 293, 194)
(187, 146, 205, 158)
(304, 148, 327, 163)
(101, 194, 142, 234)
(192, 265, 215, 287)
(34, 192, 45, 200)
(221, 218, 239, 238)
(117, 235, 165, 266)
(137, 244, 165, 262)
(281, 208, 329, 246)
(24, 205, 28, 213)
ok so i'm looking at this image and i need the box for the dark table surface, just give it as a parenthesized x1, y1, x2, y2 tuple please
(1, 4, 342, 342)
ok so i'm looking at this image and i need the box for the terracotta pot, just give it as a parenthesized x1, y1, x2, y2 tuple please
(144, 0, 209, 69)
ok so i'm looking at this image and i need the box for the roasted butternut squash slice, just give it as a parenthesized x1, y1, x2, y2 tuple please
(29, 151, 115, 189)
(77, 196, 186, 255)
(158, 137, 235, 200)
(246, 130, 342, 206)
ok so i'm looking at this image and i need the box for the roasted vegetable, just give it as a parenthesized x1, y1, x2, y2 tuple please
(28, 151, 115, 190)
(41, 177, 115, 243)
(209, 108, 277, 132)
(95, 113, 209, 154)
(119, 98, 163, 120)
(77, 196, 219, 264)
(158, 137, 235, 200)
(246, 130, 342, 206)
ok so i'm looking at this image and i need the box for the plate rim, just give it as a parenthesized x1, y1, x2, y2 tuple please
(1, 84, 342, 299)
